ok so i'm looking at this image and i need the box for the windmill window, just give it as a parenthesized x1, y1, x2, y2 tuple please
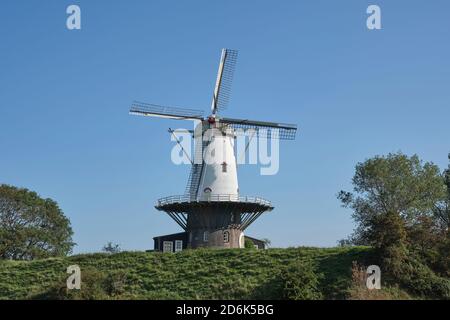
(163, 241, 173, 253)
(175, 240, 183, 252)
(221, 162, 227, 173)
(204, 187, 212, 194)
(203, 231, 209, 242)
(223, 231, 230, 243)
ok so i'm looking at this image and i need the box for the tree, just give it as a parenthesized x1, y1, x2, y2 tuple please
(432, 153, 450, 276)
(338, 153, 446, 247)
(337, 239, 353, 247)
(433, 153, 450, 230)
(337, 153, 450, 298)
(102, 242, 121, 254)
(0, 184, 74, 260)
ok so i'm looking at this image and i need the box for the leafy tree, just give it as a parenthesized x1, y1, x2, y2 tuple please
(0, 184, 74, 260)
(432, 153, 450, 275)
(369, 211, 409, 276)
(102, 242, 121, 254)
(338, 153, 450, 298)
(407, 215, 442, 263)
(433, 153, 450, 230)
(337, 239, 353, 247)
(338, 153, 446, 248)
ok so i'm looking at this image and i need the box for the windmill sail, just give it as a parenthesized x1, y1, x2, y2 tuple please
(185, 163, 203, 198)
(184, 138, 208, 199)
(211, 49, 238, 115)
(220, 117, 297, 140)
(130, 101, 204, 121)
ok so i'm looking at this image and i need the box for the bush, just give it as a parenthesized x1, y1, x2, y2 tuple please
(34, 268, 108, 300)
(244, 238, 255, 249)
(347, 262, 411, 300)
(398, 258, 450, 299)
(33, 269, 131, 300)
(104, 271, 128, 297)
(102, 242, 121, 254)
(279, 260, 322, 300)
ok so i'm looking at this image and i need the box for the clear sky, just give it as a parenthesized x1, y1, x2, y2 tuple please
(0, 1, 449, 254)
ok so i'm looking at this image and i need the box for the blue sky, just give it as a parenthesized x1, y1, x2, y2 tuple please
(0, 1, 449, 253)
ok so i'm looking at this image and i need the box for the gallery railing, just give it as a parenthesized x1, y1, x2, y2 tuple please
(156, 194, 272, 207)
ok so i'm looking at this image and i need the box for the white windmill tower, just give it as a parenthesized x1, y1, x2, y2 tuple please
(130, 49, 297, 251)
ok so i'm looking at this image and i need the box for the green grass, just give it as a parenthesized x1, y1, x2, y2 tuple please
(0, 246, 380, 300)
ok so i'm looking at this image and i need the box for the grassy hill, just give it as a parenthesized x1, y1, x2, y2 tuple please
(0, 246, 410, 300)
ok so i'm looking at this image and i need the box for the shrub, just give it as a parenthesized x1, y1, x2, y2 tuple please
(102, 242, 121, 254)
(244, 238, 255, 249)
(34, 268, 108, 300)
(33, 269, 132, 300)
(279, 260, 322, 300)
(347, 262, 411, 300)
(104, 271, 128, 297)
(398, 258, 450, 299)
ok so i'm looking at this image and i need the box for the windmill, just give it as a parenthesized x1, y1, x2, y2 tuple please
(130, 49, 297, 252)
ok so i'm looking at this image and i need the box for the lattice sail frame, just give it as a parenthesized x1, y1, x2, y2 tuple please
(130, 101, 204, 120)
(212, 49, 238, 114)
(220, 117, 297, 140)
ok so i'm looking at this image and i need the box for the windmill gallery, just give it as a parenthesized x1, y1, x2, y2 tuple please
(129, 49, 297, 252)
